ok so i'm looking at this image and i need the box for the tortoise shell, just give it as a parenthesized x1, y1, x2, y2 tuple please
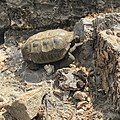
(22, 29, 74, 64)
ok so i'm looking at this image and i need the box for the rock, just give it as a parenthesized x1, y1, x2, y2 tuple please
(4, 81, 78, 120)
(0, 0, 119, 45)
(32, 106, 45, 120)
(53, 89, 64, 100)
(89, 111, 104, 120)
(106, 29, 114, 35)
(94, 13, 120, 111)
(73, 91, 88, 101)
(5, 0, 120, 29)
(76, 101, 88, 110)
(0, 48, 8, 63)
(0, 112, 5, 120)
(77, 14, 120, 110)
(0, 7, 10, 29)
(25, 61, 40, 71)
(55, 67, 88, 91)
(87, 97, 91, 102)
(77, 101, 92, 111)
(0, 5, 10, 44)
(74, 17, 95, 41)
(4, 29, 41, 46)
(74, 17, 95, 68)
(0, 48, 9, 72)
(95, 29, 120, 96)
(44, 64, 55, 76)
(6, 0, 119, 30)
(77, 109, 85, 115)
(0, 98, 4, 102)
(5, 81, 50, 120)
(21, 69, 40, 83)
(76, 101, 87, 110)
(0, 3, 120, 120)
(95, 13, 120, 32)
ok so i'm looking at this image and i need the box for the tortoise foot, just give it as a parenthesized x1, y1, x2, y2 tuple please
(27, 61, 40, 71)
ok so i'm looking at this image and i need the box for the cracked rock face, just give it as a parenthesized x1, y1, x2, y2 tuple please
(0, 9, 10, 29)
(94, 13, 120, 118)
(1, 0, 119, 45)
(95, 13, 120, 32)
(55, 67, 88, 91)
(5, 0, 120, 29)
(73, 17, 95, 68)
(5, 67, 90, 120)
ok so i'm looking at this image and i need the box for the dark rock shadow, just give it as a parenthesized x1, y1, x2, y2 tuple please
(18, 55, 74, 83)
(4, 101, 31, 120)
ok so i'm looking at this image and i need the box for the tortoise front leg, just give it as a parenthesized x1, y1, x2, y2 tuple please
(68, 41, 83, 61)
(69, 42, 83, 53)
(68, 52, 75, 61)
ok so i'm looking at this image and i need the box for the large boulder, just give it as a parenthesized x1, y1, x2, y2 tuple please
(94, 13, 120, 93)
(4, 0, 120, 30)
(2, 0, 120, 45)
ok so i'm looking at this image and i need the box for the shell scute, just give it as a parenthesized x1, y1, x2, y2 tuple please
(22, 29, 73, 64)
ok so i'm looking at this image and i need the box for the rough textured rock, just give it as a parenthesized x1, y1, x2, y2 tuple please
(55, 66, 88, 91)
(5, 0, 120, 29)
(5, 79, 92, 120)
(1, 0, 119, 44)
(73, 13, 120, 119)
(5, 81, 50, 120)
(0, 7, 10, 29)
(0, 5, 10, 44)
(93, 13, 120, 119)
(74, 17, 95, 68)
(4, 29, 42, 46)
(73, 91, 88, 101)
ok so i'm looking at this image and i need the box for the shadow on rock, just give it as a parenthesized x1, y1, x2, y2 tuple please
(4, 101, 31, 120)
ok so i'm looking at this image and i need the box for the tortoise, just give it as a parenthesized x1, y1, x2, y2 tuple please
(21, 29, 83, 70)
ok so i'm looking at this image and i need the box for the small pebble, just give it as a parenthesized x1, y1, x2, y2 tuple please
(106, 29, 114, 35)
(77, 101, 87, 110)
(77, 109, 84, 115)
(73, 91, 88, 101)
